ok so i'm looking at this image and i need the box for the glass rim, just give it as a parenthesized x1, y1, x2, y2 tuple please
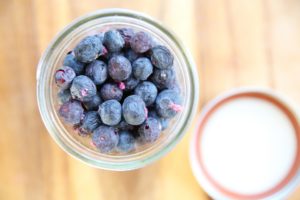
(37, 8, 200, 170)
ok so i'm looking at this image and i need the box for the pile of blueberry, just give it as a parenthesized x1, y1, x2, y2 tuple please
(55, 28, 182, 154)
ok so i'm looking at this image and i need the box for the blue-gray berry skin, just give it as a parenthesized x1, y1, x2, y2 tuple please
(55, 66, 76, 89)
(117, 28, 135, 48)
(70, 75, 97, 102)
(99, 100, 122, 126)
(100, 83, 123, 101)
(83, 93, 102, 111)
(92, 125, 119, 153)
(85, 60, 107, 85)
(134, 81, 158, 106)
(103, 30, 125, 52)
(95, 32, 105, 43)
(114, 120, 135, 132)
(148, 110, 169, 131)
(74, 35, 104, 63)
(130, 31, 152, 53)
(57, 89, 72, 104)
(104, 51, 124, 61)
(138, 117, 162, 143)
(150, 45, 173, 69)
(108, 55, 132, 81)
(117, 131, 135, 153)
(59, 100, 84, 125)
(63, 53, 85, 75)
(123, 76, 140, 92)
(78, 111, 101, 135)
(151, 68, 175, 90)
(156, 89, 182, 118)
(132, 57, 153, 80)
(124, 49, 139, 63)
(122, 95, 147, 125)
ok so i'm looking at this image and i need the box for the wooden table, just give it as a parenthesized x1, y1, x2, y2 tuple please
(1, 0, 300, 199)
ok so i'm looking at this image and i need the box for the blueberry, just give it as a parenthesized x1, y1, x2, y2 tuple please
(132, 57, 153, 80)
(83, 93, 102, 111)
(85, 60, 107, 85)
(134, 81, 157, 106)
(54, 66, 76, 89)
(78, 111, 101, 135)
(138, 117, 162, 143)
(63, 53, 85, 75)
(118, 28, 135, 48)
(70, 75, 97, 102)
(100, 83, 123, 101)
(123, 76, 140, 92)
(59, 100, 84, 125)
(99, 100, 122, 126)
(130, 31, 152, 53)
(74, 35, 104, 63)
(57, 89, 72, 104)
(104, 51, 124, 61)
(108, 55, 132, 81)
(117, 131, 135, 153)
(114, 120, 135, 132)
(122, 95, 147, 125)
(124, 49, 139, 63)
(92, 125, 119, 153)
(95, 32, 105, 43)
(156, 89, 183, 118)
(148, 110, 169, 130)
(103, 30, 125, 52)
(151, 68, 175, 90)
(150, 45, 173, 69)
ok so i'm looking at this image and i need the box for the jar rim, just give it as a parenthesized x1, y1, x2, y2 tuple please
(37, 8, 200, 170)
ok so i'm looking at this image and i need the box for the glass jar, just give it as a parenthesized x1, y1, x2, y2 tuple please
(37, 8, 199, 170)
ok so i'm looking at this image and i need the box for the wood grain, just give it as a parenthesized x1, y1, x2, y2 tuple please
(0, 0, 300, 199)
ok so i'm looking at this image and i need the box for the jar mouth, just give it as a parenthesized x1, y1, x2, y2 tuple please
(37, 8, 199, 170)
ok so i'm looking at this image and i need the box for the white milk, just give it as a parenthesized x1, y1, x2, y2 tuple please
(200, 97, 297, 195)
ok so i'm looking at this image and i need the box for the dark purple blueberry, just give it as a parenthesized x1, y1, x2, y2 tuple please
(54, 66, 76, 89)
(134, 81, 157, 106)
(155, 89, 182, 118)
(83, 93, 102, 111)
(108, 55, 132, 81)
(63, 53, 85, 75)
(148, 110, 169, 131)
(117, 131, 135, 153)
(78, 111, 101, 135)
(151, 68, 175, 90)
(85, 60, 107, 85)
(74, 35, 104, 63)
(99, 100, 122, 126)
(103, 30, 125, 52)
(59, 100, 84, 125)
(92, 125, 119, 153)
(117, 28, 135, 47)
(70, 75, 97, 102)
(132, 57, 153, 80)
(150, 45, 173, 69)
(114, 120, 135, 132)
(124, 49, 140, 63)
(122, 95, 147, 125)
(130, 31, 152, 53)
(138, 117, 162, 143)
(123, 76, 140, 92)
(57, 89, 72, 104)
(100, 83, 123, 101)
